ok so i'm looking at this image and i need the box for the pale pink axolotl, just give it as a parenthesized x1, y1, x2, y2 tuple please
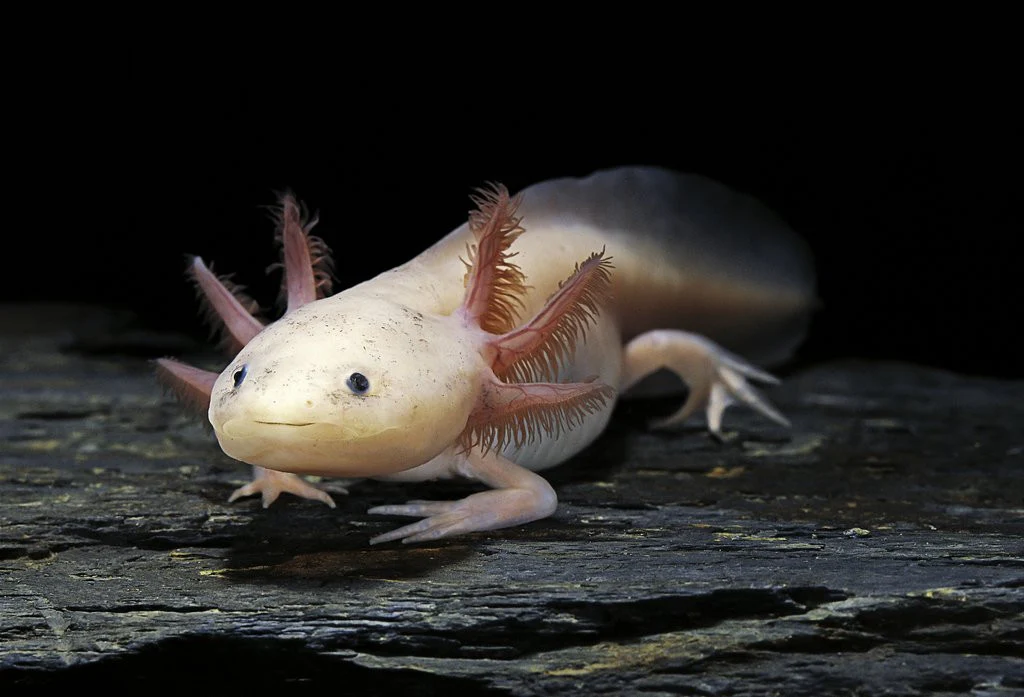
(157, 166, 816, 544)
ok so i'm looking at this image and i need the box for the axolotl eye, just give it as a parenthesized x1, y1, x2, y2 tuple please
(233, 364, 248, 388)
(346, 372, 370, 395)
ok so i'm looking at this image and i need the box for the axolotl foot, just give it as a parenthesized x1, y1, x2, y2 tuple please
(228, 465, 342, 509)
(621, 329, 790, 437)
(367, 489, 553, 544)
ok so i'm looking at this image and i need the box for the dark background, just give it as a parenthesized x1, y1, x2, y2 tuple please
(15, 49, 1021, 378)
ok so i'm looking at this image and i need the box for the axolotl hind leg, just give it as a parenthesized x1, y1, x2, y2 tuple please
(620, 329, 789, 437)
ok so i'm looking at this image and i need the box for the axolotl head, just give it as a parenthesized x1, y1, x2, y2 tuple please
(207, 294, 483, 478)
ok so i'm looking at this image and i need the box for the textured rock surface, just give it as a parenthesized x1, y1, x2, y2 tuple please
(1, 304, 1021, 694)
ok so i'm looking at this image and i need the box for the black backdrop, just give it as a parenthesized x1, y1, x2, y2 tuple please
(17, 48, 1018, 378)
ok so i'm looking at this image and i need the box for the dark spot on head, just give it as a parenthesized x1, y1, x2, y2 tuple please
(347, 372, 370, 395)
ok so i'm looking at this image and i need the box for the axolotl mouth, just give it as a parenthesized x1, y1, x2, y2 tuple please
(218, 419, 357, 441)
(253, 421, 315, 427)
(211, 417, 415, 477)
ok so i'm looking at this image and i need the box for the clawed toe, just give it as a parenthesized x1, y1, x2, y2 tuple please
(624, 330, 791, 437)
(649, 365, 788, 436)
(228, 466, 341, 509)
(367, 501, 470, 545)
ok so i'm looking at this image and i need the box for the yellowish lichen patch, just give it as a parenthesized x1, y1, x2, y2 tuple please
(915, 587, 968, 601)
(714, 531, 787, 542)
(705, 465, 745, 479)
(18, 439, 62, 452)
(742, 433, 825, 457)
(100, 439, 182, 459)
(540, 632, 704, 676)
(199, 565, 272, 578)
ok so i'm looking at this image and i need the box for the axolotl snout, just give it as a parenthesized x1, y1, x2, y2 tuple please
(157, 166, 816, 544)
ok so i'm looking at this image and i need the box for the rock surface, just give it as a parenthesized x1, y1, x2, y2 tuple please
(1, 304, 1021, 694)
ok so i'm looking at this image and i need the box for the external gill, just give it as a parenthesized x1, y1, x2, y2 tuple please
(456, 183, 617, 453)
(266, 191, 335, 312)
(155, 192, 336, 416)
(488, 249, 613, 384)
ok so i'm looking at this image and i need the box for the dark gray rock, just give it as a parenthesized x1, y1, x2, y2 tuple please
(1, 304, 1021, 695)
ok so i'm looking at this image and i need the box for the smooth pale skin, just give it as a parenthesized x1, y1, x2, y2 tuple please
(156, 166, 817, 545)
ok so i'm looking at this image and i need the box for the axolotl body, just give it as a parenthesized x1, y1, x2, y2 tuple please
(157, 166, 816, 544)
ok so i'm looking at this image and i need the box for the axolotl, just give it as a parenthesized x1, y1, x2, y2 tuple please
(156, 166, 816, 544)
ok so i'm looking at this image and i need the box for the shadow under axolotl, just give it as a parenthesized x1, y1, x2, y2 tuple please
(175, 403, 642, 582)
(184, 390, 765, 582)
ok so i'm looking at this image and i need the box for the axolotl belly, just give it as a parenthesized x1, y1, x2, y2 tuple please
(157, 166, 816, 544)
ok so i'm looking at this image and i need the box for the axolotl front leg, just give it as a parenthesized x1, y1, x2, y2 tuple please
(367, 446, 557, 544)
